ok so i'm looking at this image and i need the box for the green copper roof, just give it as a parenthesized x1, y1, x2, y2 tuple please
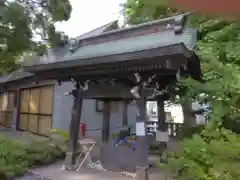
(62, 28, 197, 62)
(0, 68, 33, 84)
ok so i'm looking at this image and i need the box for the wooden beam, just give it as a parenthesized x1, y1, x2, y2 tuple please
(78, 84, 168, 99)
(24, 45, 190, 74)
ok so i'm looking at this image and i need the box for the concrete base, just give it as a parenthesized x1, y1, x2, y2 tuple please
(11, 125, 17, 131)
(64, 152, 76, 170)
(136, 166, 149, 180)
(11, 108, 18, 131)
(156, 131, 169, 143)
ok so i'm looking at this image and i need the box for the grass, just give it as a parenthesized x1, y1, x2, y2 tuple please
(0, 133, 67, 180)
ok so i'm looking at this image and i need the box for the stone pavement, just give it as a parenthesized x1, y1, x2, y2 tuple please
(15, 161, 167, 180)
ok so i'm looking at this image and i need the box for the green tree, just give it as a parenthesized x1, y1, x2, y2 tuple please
(0, 0, 72, 74)
(122, 0, 178, 25)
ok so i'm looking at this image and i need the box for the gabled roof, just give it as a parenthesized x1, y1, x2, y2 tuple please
(75, 21, 118, 40)
(24, 13, 197, 73)
(63, 28, 197, 62)
(0, 68, 33, 84)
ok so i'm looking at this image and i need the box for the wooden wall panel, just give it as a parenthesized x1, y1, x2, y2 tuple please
(0, 112, 5, 126)
(38, 116, 52, 135)
(27, 115, 38, 133)
(2, 93, 8, 111)
(6, 112, 12, 127)
(18, 85, 54, 135)
(20, 90, 29, 113)
(0, 94, 3, 111)
(19, 114, 28, 130)
(0, 92, 14, 127)
(39, 86, 53, 115)
(7, 92, 14, 111)
(29, 88, 40, 114)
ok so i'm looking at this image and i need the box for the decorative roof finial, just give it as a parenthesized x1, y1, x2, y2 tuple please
(173, 15, 188, 34)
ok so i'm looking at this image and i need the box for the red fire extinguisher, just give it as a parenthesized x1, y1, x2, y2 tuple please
(80, 122, 86, 138)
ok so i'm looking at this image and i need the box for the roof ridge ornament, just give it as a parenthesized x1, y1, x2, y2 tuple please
(173, 14, 188, 34)
(68, 38, 78, 54)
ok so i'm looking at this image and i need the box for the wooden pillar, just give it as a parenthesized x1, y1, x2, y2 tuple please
(64, 86, 83, 169)
(135, 98, 149, 180)
(122, 101, 128, 125)
(12, 89, 20, 131)
(157, 100, 168, 161)
(102, 100, 110, 142)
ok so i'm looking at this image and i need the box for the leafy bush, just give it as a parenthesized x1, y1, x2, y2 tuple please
(164, 128, 240, 180)
(180, 125, 205, 139)
(118, 128, 130, 139)
(0, 134, 67, 180)
(50, 128, 69, 141)
(0, 136, 28, 179)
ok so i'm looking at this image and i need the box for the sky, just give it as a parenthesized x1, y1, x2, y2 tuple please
(55, 0, 123, 38)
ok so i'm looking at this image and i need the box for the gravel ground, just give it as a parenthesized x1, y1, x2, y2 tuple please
(14, 172, 50, 180)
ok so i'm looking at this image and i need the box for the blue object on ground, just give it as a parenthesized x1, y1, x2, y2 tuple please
(131, 141, 136, 150)
(112, 136, 136, 150)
